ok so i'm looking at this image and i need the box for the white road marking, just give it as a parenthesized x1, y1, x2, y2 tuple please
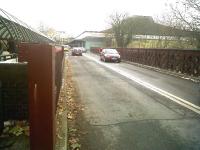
(84, 54, 200, 115)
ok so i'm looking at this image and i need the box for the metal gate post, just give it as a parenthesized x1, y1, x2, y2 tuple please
(19, 43, 56, 150)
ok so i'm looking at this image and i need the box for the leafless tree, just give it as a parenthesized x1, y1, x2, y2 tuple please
(170, 0, 200, 48)
(156, 12, 189, 48)
(109, 12, 134, 48)
(38, 22, 57, 39)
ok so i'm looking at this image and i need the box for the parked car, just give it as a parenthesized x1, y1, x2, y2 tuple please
(72, 47, 86, 53)
(72, 47, 82, 56)
(100, 48, 121, 62)
(79, 47, 87, 53)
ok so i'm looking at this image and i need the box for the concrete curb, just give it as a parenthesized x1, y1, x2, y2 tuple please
(56, 110, 68, 150)
(56, 58, 68, 150)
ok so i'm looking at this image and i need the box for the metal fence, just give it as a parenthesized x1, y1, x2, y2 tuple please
(91, 47, 200, 76)
(18, 43, 64, 150)
(0, 43, 64, 149)
(0, 63, 28, 134)
(54, 46, 64, 103)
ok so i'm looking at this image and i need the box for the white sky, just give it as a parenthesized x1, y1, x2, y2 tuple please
(1, 0, 174, 37)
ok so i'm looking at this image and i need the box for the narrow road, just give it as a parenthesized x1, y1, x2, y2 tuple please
(69, 53, 200, 150)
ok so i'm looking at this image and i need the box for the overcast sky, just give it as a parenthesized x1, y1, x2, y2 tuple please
(1, 0, 174, 37)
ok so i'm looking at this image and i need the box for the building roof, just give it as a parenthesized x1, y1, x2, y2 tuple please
(75, 31, 106, 40)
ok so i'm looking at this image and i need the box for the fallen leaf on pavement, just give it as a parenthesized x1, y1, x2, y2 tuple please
(67, 113, 73, 119)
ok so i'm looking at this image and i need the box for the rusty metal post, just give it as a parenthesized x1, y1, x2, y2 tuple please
(19, 43, 56, 150)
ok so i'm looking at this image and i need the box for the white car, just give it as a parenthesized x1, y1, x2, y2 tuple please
(75, 47, 86, 53)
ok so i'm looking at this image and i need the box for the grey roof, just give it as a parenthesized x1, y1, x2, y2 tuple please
(75, 31, 106, 40)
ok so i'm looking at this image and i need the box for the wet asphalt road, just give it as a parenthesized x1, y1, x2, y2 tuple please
(69, 53, 200, 150)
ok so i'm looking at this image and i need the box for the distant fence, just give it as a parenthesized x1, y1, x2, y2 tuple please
(90, 47, 102, 54)
(90, 47, 200, 76)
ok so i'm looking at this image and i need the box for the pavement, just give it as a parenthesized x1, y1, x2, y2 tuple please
(69, 53, 200, 150)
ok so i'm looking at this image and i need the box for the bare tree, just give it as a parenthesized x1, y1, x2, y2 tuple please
(170, 0, 200, 48)
(156, 12, 190, 48)
(38, 22, 57, 39)
(110, 12, 134, 47)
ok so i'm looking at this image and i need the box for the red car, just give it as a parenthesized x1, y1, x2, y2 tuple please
(100, 48, 121, 63)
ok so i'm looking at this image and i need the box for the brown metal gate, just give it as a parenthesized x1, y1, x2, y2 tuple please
(18, 43, 64, 150)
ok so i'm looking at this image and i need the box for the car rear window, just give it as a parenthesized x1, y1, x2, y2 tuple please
(105, 49, 118, 54)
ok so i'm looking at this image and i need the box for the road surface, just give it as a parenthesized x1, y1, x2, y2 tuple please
(69, 53, 200, 150)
